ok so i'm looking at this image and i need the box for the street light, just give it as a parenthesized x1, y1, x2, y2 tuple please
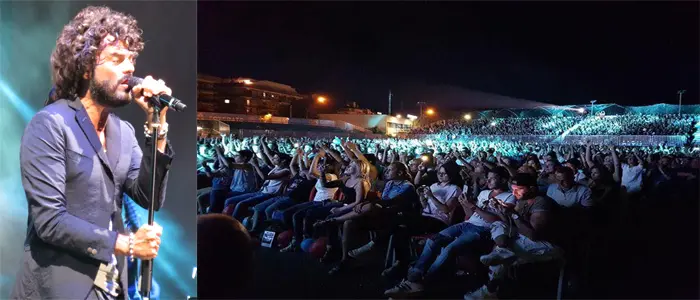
(417, 102, 427, 119)
(678, 90, 686, 115)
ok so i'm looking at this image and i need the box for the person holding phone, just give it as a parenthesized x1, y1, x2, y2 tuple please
(385, 167, 514, 298)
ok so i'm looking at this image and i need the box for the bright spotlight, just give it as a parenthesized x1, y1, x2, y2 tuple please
(577, 108, 585, 113)
(490, 122, 496, 126)
(224, 99, 230, 104)
(463, 114, 472, 120)
(396, 114, 402, 118)
(426, 108, 435, 115)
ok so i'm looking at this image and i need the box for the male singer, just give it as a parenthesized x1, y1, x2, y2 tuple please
(12, 6, 174, 300)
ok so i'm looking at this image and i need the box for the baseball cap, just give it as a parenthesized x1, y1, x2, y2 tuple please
(511, 173, 537, 187)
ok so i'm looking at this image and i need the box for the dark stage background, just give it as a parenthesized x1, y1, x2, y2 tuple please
(0, 1, 197, 298)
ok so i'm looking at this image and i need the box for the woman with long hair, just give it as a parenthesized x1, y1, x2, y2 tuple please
(310, 159, 372, 265)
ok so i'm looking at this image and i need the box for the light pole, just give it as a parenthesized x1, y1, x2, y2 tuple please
(417, 102, 427, 119)
(590, 100, 597, 115)
(677, 90, 686, 115)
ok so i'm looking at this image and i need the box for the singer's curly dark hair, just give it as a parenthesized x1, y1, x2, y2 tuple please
(51, 6, 144, 100)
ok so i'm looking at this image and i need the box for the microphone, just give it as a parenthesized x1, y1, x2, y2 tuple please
(128, 77, 187, 112)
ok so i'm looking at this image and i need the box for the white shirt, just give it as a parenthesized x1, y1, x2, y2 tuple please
(261, 166, 290, 194)
(422, 183, 462, 225)
(546, 183, 593, 208)
(314, 173, 339, 202)
(621, 164, 644, 193)
(467, 190, 516, 228)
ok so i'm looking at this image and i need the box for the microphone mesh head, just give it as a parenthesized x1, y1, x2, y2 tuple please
(127, 76, 143, 88)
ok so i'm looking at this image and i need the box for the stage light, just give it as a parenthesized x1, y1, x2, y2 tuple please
(463, 114, 472, 120)
(426, 108, 435, 115)
(396, 114, 402, 118)
(224, 99, 230, 104)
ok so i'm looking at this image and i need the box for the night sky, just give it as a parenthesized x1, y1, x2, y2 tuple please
(198, 1, 698, 114)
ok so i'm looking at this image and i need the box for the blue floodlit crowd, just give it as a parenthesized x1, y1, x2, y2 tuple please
(196, 113, 699, 299)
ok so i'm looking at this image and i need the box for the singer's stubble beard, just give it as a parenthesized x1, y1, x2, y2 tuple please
(89, 77, 132, 109)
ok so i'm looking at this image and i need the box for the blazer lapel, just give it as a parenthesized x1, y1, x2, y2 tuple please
(105, 115, 122, 172)
(70, 100, 115, 182)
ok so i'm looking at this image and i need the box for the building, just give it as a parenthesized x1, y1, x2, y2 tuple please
(318, 113, 416, 136)
(197, 74, 308, 117)
(336, 102, 375, 115)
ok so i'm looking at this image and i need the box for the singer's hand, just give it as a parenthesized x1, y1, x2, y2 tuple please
(131, 75, 172, 118)
(132, 223, 163, 260)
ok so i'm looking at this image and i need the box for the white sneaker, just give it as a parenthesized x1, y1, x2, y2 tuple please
(464, 285, 497, 300)
(480, 247, 516, 266)
(384, 279, 424, 298)
(348, 241, 375, 259)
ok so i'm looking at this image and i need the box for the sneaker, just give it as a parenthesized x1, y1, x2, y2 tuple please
(480, 247, 516, 266)
(348, 241, 375, 259)
(464, 285, 497, 300)
(384, 279, 424, 298)
(280, 239, 299, 253)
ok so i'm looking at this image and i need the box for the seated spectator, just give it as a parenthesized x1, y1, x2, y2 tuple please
(565, 158, 588, 184)
(279, 151, 345, 252)
(223, 137, 292, 220)
(205, 147, 256, 213)
(620, 151, 645, 194)
(466, 173, 563, 299)
(317, 162, 417, 275)
(384, 167, 514, 298)
(248, 148, 316, 233)
(546, 166, 594, 208)
(375, 163, 463, 277)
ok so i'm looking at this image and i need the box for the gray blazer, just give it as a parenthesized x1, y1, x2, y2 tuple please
(11, 99, 174, 299)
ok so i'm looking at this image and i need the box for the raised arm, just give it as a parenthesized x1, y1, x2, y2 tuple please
(259, 136, 274, 167)
(609, 145, 621, 183)
(289, 151, 299, 178)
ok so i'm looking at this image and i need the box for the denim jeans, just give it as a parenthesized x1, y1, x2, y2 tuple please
(281, 202, 318, 231)
(224, 192, 277, 221)
(210, 190, 247, 213)
(250, 196, 298, 232)
(298, 201, 343, 241)
(407, 222, 489, 283)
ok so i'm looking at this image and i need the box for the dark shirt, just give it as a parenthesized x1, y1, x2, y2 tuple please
(286, 174, 314, 201)
(516, 195, 556, 241)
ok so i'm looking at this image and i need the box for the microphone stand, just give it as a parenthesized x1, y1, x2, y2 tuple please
(140, 99, 161, 300)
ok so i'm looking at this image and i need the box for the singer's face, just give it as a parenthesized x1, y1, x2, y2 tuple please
(90, 35, 136, 108)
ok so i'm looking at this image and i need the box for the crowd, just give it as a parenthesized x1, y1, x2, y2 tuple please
(195, 131, 698, 299)
(410, 114, 699, 137)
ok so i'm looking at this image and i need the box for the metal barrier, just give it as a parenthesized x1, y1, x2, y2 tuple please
(197, 112, 370, 133)
(407, 134, 690, 146)
(232, 129, 384, 140)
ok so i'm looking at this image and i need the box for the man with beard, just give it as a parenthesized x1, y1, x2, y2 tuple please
(12, 6, 173, 300)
